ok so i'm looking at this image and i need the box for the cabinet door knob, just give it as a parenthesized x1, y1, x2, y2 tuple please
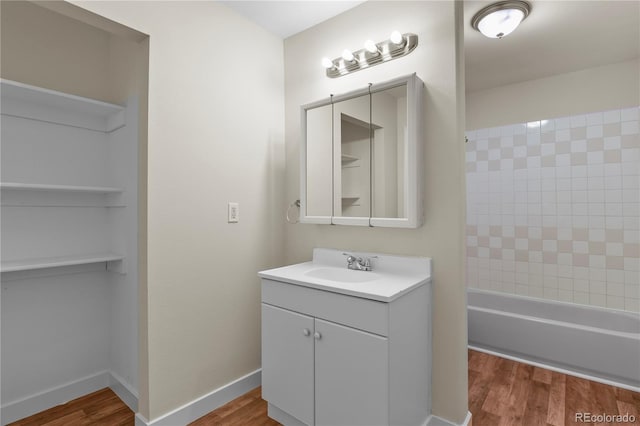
(303, 328, 311, 337)
(314, 331, 322, 340)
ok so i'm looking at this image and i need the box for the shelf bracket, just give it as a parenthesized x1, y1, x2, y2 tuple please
(107, 259, 126, 275)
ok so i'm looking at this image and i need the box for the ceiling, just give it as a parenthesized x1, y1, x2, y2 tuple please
(220, 1, 365, 38)
(221, 0, 640, 92)
(464, 0, 640, 91)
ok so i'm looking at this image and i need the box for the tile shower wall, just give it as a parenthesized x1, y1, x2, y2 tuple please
(466, 107, 640, 313)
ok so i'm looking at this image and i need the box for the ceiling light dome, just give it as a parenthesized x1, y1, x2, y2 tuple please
(471, 1, 531, 39)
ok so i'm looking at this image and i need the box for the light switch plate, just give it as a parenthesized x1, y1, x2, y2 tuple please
(228, 202, 239, 223)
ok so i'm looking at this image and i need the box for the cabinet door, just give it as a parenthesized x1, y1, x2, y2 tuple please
(314, 319, 388, 426)
(262, 304, 315, 425)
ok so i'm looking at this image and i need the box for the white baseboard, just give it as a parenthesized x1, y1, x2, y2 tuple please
(469, 344, 640, 393)
(1, 370, 139, 425)
(1, 371, 110, 425)
(426, 411, 472, 426)
(109, 371, 138, 412)
(267, 403, 307, 426)
(135, 369, 261, 426)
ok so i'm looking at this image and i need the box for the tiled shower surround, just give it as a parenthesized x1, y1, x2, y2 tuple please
(465, 107, 640, 313)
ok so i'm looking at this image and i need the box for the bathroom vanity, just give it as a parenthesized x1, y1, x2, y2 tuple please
(259, 248, 432, 426)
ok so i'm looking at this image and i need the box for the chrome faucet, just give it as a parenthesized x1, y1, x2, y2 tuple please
(342, 253, 377, 271)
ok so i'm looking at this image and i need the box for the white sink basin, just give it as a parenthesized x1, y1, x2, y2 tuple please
(304, 267, 380, 283)
(259, 248, 432, 302)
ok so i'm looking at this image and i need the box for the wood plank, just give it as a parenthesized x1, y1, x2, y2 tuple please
(616, 387, 640, 404)
(468, 350, 486, 373)
(532, 367, 553, 385)
(468, 372, 493, 414)
(189, 387, 277, 426)
(546, 371, 566, 426)
(616, 400, 639, 421)
(10, 389, 113, 425)
(471, 409, 502, 426)
(590, 381, 620, 423)
(188, 413, 223, 426)
(88, 407, 135, 426)
(40, 410, 89, 426)
(564, 376, 593, 426)
(211, 398, 274, 426)
(499, 363, 534, 426)
(481, 357, 519, 415)
(201, 389, 257, 419)
(522, 381, 550, 426)
(468, 369, 480, 390)
(7, 389, 133, 426)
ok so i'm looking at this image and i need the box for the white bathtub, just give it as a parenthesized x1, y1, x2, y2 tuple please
(468, 288, 640, 390)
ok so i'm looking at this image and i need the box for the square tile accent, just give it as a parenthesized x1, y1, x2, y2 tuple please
(466, 106, 640, 313)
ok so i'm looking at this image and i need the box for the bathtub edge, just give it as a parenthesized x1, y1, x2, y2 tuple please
(468, 344, 640, 393)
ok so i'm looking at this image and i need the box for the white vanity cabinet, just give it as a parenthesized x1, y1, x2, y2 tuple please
(262, 303, 388, 426)
(260, 249, 432, 426)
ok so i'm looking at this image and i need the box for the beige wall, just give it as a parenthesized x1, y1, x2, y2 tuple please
(70, 1, 286, 421)
(12, 0, 465, 422)
(1, 0, 112, 101)
(284, 1, 468, 423)
(466, 59, 640, 130)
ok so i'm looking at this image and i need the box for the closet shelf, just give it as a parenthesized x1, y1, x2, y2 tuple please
(1, 253, 124, 273)
(1, 79, 126, 133)
(1, 182, 123, 194)
(341, 154, 359, 163)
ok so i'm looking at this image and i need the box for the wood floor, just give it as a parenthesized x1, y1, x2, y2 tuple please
(7, 388, 134, 426)
(189, 387, 278, 426)
(10, 350, 640, 426)
(468, 350, 640, 426)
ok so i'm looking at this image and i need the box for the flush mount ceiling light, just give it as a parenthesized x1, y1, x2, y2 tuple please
(471, 1, 531, 39)
(321, 31, 418, 78)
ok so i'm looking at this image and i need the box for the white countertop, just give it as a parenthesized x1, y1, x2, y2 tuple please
(258, 248, 432, 302)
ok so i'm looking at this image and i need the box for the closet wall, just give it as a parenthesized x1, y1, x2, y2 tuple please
(0, 2, 148, 423)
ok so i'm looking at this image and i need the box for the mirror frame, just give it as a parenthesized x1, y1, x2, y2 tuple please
(300, 73, 424, 228)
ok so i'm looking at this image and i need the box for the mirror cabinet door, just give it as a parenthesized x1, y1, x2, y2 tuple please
(370, 84, 408, 219)
(305, 103, 333, 218)
(333, 94, 371, 218)
(301, 74, 423, 227)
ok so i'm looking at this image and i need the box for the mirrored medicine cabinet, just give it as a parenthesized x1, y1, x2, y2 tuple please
(300, 74, 425, 228)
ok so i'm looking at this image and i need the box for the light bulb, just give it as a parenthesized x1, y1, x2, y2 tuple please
(321, 57, 334, 69)
(342, 49, 355, 62)
(477, 8, 525, 38)
(364, 40, 378, 54)
(390, 31, 404, 45)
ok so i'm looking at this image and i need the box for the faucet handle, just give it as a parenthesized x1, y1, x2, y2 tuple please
(364, 256, 377, 267)
(342, 252, 356, 263)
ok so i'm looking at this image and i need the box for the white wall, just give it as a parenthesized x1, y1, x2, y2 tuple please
(466, 59, 640, 130)
(284, 1, 468, 423)
(71, 1, 285, 421)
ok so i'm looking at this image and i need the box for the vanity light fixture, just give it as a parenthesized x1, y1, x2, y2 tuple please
(471, 1, 531, 39)
(389, 30, 405, 46)
(364, 40, 379, 55)
(322, 31, 418, 78)
(321, 57, 335, 70)
(341, 49, 356, 63)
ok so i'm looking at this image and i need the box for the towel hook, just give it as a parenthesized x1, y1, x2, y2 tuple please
(286, 199, 300, 224)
